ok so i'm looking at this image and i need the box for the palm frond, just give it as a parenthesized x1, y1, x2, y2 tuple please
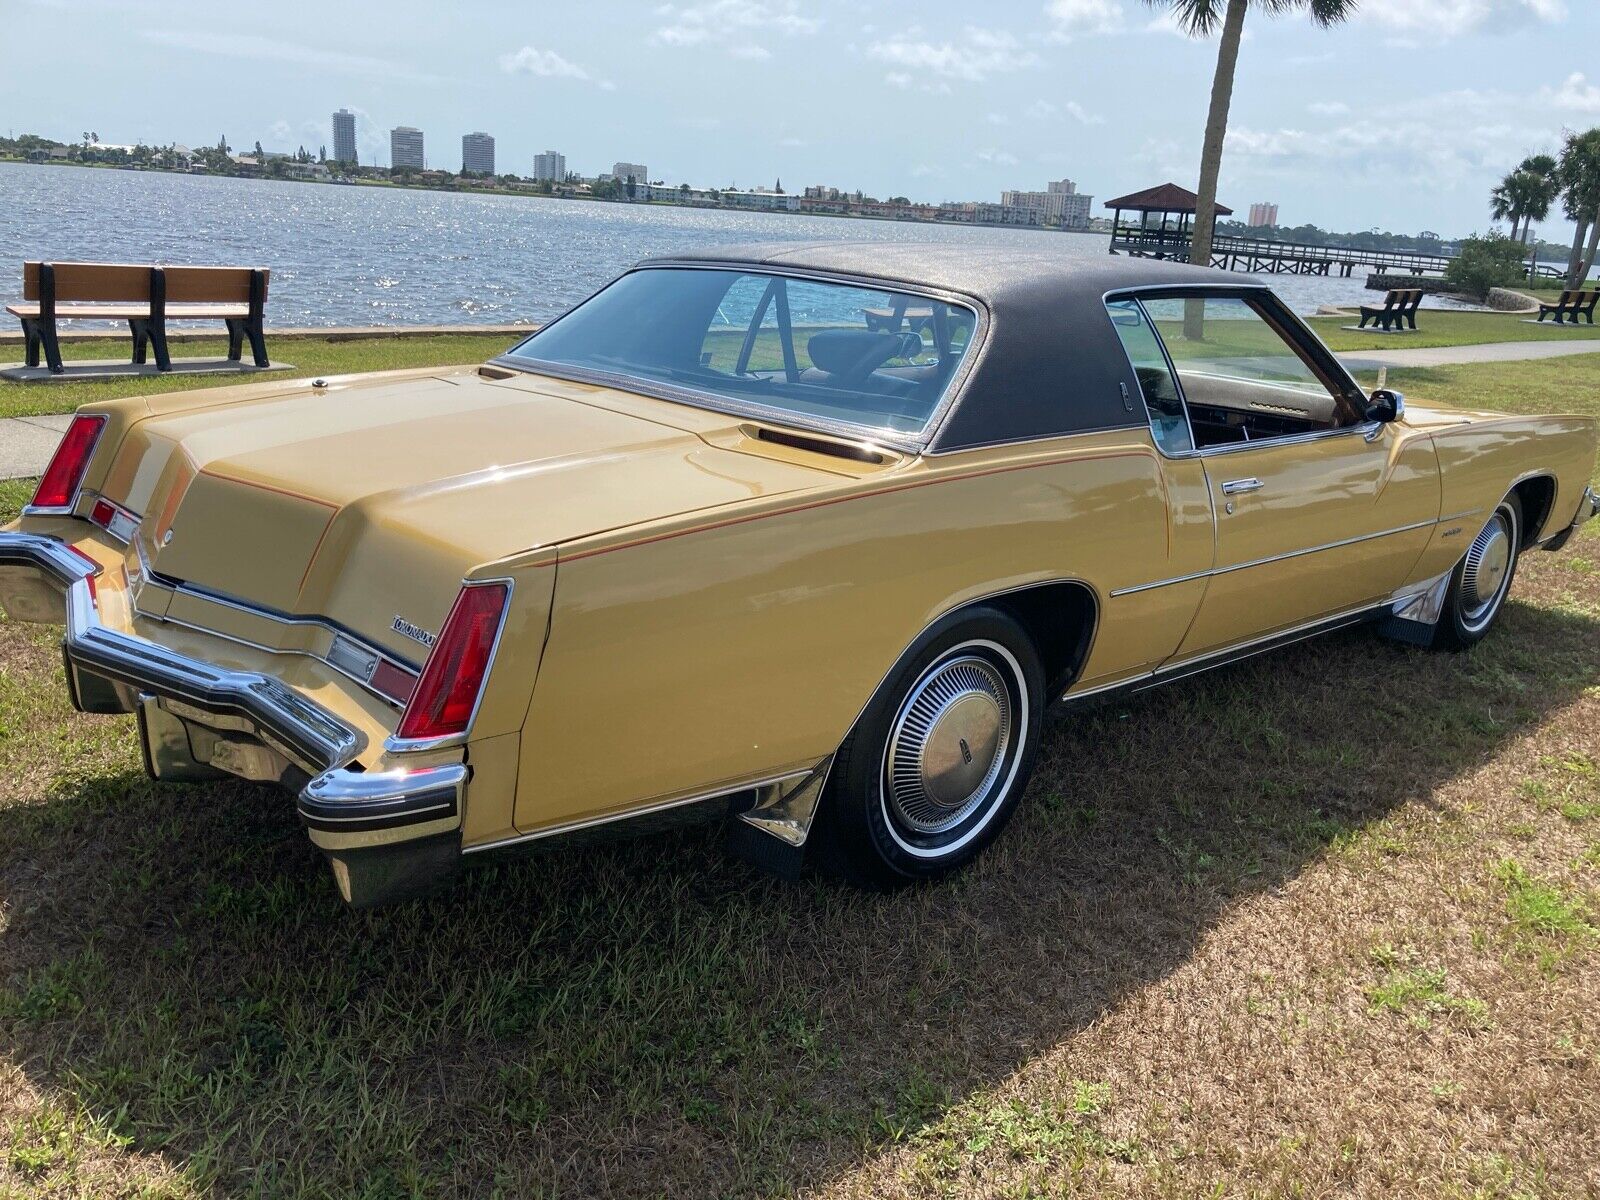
(1303, 0, 1358, 27)
(1140, 0, 1225, 37)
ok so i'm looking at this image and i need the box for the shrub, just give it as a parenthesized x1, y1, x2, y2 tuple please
(1444, 232, 1530, 297)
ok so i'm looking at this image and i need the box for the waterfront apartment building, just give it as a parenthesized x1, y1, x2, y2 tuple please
(610, 160, 649, 184)
(461, 132, 495, 176)
(390, 126, 425, 170)
(1248, 201, 1280, 227)
(532, 150, 567, 182)
(331, 108, 357, 165)
(999, 179, 1093, 230)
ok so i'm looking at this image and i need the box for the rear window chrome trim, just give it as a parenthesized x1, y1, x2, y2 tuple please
(498, 262, 991, 454)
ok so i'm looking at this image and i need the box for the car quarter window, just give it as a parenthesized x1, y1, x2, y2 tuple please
(1106, 299, 1193, 454)
(1132, 295, 1359, 451)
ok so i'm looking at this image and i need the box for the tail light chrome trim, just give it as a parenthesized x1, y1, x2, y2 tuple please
(385, 578, 515, 754)
(25, 414, 108, 516)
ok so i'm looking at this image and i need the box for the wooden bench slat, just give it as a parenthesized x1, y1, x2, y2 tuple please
(8, 302, 252, 319)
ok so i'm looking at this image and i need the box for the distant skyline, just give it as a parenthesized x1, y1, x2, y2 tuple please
(6, 0, 1598, 238)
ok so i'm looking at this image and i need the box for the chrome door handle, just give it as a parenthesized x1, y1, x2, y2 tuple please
(1221, 477, 1264, 495)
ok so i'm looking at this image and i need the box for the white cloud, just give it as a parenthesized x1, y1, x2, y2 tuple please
(653, 0, 819, 58)
(1025, 100, 1058, 119)
(1065, 101, 1104, 126)
(1044, 0, 1123, 40)
(977, 148, 1020, 166)
(1540, 72, 1600, 113)
(140, 31, 447, 84)
(868, 27, 1038, 83)
(884, 71, 914, 88)
(987, 112, 1011, 126)
(499, 45, 613, 88)
(1359, 0, 1565, 35)
(1308, 100, 1351, 116)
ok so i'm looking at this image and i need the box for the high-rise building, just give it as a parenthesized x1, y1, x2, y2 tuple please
(1248, 201, 1279, 227)
(610, 160, 649, 184)
(390, 126, 425, 170)
(462, 131, 495, 176)
(999, 179, 1093, 231)
(331, 108, 357, 165)
(532, 150, 566, 182)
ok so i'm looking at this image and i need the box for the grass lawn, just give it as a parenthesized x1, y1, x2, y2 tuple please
(0, 359, 1598, 1197)
(0, 334, 521, 422)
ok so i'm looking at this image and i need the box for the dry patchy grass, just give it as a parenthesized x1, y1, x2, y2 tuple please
(0, 361, 1597, 1197)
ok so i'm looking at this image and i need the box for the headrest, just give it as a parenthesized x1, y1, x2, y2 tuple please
(807, 329, 917, 380)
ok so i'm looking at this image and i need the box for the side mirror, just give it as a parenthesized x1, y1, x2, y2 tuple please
(1364, 388, 1405, 424)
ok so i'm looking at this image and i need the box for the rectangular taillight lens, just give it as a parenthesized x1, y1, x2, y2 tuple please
(393, 582, 510, 742)
(31, 414, 107, 511)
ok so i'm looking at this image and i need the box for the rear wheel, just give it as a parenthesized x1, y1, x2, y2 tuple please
(814, 607, 1044, 887)
(1431, 494, 1522, 650)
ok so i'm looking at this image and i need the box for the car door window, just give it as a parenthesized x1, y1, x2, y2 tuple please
(1136, 296, 1357, 450)
(1106, 298, 1193, 454)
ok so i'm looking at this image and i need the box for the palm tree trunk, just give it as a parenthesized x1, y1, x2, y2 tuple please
(1183, 0, 1247, 341)
(1581, 211, 1600, 284)
(1568, 218, 1592, 289)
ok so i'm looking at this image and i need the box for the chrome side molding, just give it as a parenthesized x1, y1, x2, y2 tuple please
(736, 756, 834, 849)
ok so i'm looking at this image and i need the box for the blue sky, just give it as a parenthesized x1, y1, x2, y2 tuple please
(6, 0, 1598, 239)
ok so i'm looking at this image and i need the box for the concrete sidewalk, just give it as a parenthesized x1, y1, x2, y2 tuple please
(0, 414, 72, 481)
(1, 339, 1596, 481)
(1337, 338, 1600, 371)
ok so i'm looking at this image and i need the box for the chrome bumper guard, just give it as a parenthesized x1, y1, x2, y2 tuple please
(1543, 486, 1598, 552)
(0, 532, 464, 849)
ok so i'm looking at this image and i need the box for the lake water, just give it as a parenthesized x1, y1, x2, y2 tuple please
(0, 163, 1450, 326)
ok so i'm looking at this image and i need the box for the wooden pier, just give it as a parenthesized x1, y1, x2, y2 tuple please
(1102, 181, 1563, 282)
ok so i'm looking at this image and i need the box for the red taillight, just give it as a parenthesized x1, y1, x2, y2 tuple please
(393, 583, 509, 742)
(32, 415, 107, 511)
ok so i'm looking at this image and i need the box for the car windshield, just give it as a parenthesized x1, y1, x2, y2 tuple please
(506, 268, 979, 439)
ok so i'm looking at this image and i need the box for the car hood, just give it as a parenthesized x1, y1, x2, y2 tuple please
(99, 368, 844, 650)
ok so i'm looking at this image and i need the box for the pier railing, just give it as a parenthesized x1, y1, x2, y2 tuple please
(1109, 227, 1563, 280)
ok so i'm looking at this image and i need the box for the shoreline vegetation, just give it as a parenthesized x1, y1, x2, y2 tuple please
(1, 148, 1564, 261)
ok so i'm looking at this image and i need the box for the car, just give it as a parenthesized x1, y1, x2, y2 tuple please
(2, 243, 1596, 907)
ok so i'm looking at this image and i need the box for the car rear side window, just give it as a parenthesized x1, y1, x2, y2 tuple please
(507, 268, 978, 440)
(1106, 298, 1192, 454)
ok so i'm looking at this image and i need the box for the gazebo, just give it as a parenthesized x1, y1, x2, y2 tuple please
(1105, 183, 1233, 260)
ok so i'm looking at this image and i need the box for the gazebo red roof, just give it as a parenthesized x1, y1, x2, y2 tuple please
(1104, 182, 1233, 215)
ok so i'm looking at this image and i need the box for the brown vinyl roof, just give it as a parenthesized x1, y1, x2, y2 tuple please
(1103, 182, 1233, 215)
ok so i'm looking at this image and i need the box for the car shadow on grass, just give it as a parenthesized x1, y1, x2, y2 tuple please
(1, 599, 1598, 1197)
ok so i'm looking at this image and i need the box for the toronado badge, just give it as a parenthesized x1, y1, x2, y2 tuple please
(390, 616, 437, 648)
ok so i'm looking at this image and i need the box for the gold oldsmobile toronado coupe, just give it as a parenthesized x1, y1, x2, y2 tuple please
(2, 244, 1596, 906)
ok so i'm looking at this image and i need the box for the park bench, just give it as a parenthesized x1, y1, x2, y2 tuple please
(7, 261, 270, 375)
(1357, 288, 1423, 332)
(1535, 288, 1598, 325)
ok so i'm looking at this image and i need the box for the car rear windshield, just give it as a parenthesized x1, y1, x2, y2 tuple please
(506, 268, 980, 439)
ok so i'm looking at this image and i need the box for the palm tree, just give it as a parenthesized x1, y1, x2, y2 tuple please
(1492, 164, 1555, 245)
(1145, 0, 1357, 271)
(1557, 128, 1600, 288)
(1145, 0, 1357, 337)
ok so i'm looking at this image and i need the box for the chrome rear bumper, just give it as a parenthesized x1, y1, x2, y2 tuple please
(1543, 486, 1598, 552)
(0, 531, 464, 890)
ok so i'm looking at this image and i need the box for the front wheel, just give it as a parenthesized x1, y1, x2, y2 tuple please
(814, 607, 1044, 888)
(1431, 494, 1522, 650)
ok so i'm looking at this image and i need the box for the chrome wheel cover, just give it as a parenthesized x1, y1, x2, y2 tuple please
(884, 653, 1014, 836)
(1459, 508, 1515, 631)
